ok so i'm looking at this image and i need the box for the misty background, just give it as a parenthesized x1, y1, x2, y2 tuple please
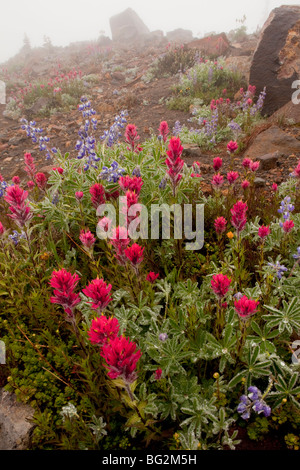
(1, 0, 299, 64)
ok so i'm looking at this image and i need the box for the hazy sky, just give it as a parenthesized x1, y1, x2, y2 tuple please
(1, 0, 300, 64)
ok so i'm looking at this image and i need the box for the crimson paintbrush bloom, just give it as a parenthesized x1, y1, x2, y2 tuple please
(211, 273, 232, 299)
(125, 124, 140, 151)
(0, 222, 5, 236)
(101, 335, 142, 383)
(282, 219, 294, 233)
(213, 157, 223, 171)
(258, 225, 270, 240)
(110, 226, 130, 265)
(146, 272, 159, 283)
(154, 368, 163, 380)
(234, 295, 259, 319)
(118, 175, 143, 195)
(12, 176, 20, 185)
(124, 243, 144, 266)
(88, 316, 120, 346)
(75, 191, 84, 200)
(90, 183, 105, 209)
(50, 268, 81, 317)
(83, 278, 112, 313)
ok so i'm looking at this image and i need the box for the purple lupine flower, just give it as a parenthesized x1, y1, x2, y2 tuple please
(99, 161, 125, 182)
(20, 118, 57, 160)
(100, 110, 128, 147)
(292, 247, 300, 260)
(278, 196, 294, 220)
(237, 386, 271, 420)
(159, 333, 168, 342)
(267, 261, 288, 280)
(172, 120, 182, 136)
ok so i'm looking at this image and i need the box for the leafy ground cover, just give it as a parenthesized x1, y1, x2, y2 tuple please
(0, 87, 299, 450)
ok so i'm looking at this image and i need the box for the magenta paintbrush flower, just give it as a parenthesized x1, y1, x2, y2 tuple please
(214, 216, 227, 234)
(231, 200, 248, 233)
(227, 140, 238, 153)
(242, 158, 252, 169)
(227, 171, 239, 185)
(4, 185, 32, 227)
(50, 268, 81, 317)
(79, 229, 96, 249)
(234, 295, 259, 319)
(211, 273, 232, 299)
(24, 152, 36, 179)
(88, 316, 120, 346)
(82, 278, 112, 313)
(211, 173, 224, 187)
(110, 226, 130, 266)
(241, 180, 250, 190)
(101, 335, 142, 383)
(158, 121, 169, 142)
(165, 136, 184, 193)
(35, 172, 48, 190)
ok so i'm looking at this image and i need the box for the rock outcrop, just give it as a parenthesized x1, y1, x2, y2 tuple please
(245, 125, 300, 159)
(109, 8, 150, 43)
(0, 389, 35, 449)
(249, 5, 300, 116)
(187, 33, 230, 57)
(166, 28, 193, 43)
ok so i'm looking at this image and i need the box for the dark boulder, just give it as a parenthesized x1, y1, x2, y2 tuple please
(249, 5, 300, 116)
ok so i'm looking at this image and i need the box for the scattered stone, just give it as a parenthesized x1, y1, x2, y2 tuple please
(25, 97, 50, 118)
(254, 177, 266, 187)
(111, 72, 125, 82)
(269, 100, 300, 126)
(0, 388, 35, 450)
(109, 8, 150, 43)
(166, 28, 193, 43)
(245, 126, 300, 158)
(249, 5, 300, 115)
(256, 152, 280, 170)
(182, 145, 211, 168)
(187, 33, 230, 57)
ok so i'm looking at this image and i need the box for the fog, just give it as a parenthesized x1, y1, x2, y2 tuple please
(0, 0, 299, 64)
